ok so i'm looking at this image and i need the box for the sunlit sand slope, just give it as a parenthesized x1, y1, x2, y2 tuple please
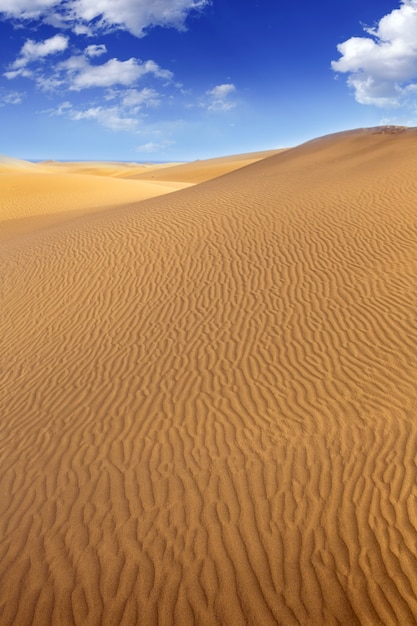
(0, 151, 276, 241)
(1, 127, 417, 625)
(40, 161, 183, 178)
(126, 149, 283, 183)
(0, 171, 191, 241)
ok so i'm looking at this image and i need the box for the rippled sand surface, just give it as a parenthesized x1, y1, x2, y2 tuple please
(1, 128, 417, 625)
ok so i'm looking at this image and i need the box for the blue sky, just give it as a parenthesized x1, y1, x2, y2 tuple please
(0, 0, 416, 161)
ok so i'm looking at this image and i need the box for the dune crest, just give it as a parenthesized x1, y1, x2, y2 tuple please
(1, 128, 417, 624)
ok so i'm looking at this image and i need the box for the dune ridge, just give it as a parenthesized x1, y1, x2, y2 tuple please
(1, 127, 417, 624)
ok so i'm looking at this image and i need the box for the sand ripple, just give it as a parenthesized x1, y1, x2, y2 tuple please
(1, 128, 417, 624)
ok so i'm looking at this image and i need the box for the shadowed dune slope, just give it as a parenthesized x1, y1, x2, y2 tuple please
(1, 127, 417, 625)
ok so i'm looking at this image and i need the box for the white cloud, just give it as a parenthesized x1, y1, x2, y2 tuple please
(8, 34, 69, 70)
(37, 74, 68, 90)
(0, 0, 57, 19)
(72, 23, 94, 35)
(136, 141, 162, 152)
(55, 100, 73, 114)
(74, 0, 209, 36)
(135, 140, 174, 153)
(71, 106, 138, 130)
(53, 101, 139, 130)
(332, 0, 417, 107)
(60, 56, 173, 90)
(4, 68, 32, 80)
(0, 90, 24, 105)
(121, 87, 161, 109)
(4, 39, 173, 94)
(0, 0, 209, 37)
(206, 83, 236, 111)
(208, 84, 235, 99)
(49, 85, 165, 132)
(84, 44, 107, 57)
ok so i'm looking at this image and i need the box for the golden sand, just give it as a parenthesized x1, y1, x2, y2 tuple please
(1, 128, 417, 624)
(125, 149, 285, 183)
(0, 158, 192, 242)
(0, 151, 277, 241)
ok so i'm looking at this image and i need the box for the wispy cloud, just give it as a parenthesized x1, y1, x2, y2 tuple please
(0, 0, 209, 37)
(332, 0, 417, 107)
(135, 140, 174, 153)
(0, 89, 25, 105)
(121, 87, 161, 110)
(206, 83, 237, 111)
(70, 106, 138, 130)
(51, 101, 140, 131)
(49, 85, 163, 131)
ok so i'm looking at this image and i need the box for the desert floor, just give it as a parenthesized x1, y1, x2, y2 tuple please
(1, 128, 417, 625)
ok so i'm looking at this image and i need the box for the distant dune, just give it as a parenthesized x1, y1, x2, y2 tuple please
(125, 149, 285, 183)
(1, 127, 417, 624)
(0, 151, 278, 241)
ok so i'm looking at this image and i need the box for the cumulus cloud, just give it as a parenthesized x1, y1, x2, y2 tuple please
(61, 56, 172, 90)
(209, 84, 235, 99)
(6, 46, 173, 93)
(72, 0, 209, 36)
(206, 83, 236, 111)
(0, 1, 211, 142)
(0, 0, 209, 37)
(84, 44, 107, 57)
(332, 0, 417, 107)
(0, 0, 57, 20)
(5, 34, 68, 79)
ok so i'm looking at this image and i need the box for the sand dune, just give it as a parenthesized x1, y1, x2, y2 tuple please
(126, 149, 283, 183)
(40, 160, 184, 178)
(1, 127, 417, 624)
(0, 170, 192, 215)
(0, 151, 277, 241)
(0, 170, 191, 242)
(0, 154, 43, 172)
